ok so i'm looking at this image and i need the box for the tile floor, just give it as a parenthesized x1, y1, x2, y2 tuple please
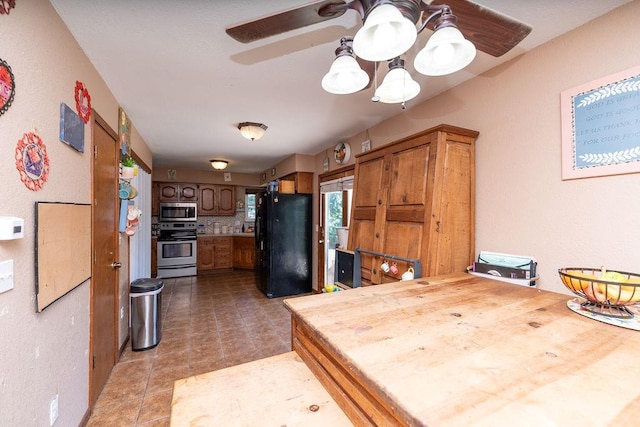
(87, 270, 296, 426)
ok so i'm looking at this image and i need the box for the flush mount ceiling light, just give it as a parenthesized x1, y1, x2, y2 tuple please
(210, 160, 228, 170)
(238, 122, 268, 141)
(322, 2, 476, 104)
(322, 37, 370, 94)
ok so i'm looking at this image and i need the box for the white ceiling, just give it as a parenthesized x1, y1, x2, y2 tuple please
(49, 0, 631, 174)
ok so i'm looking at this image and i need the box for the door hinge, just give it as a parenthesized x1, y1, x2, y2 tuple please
(92, 356, 95, 370)
(94, 250, 97, 264)
(94, 145, 98, 159)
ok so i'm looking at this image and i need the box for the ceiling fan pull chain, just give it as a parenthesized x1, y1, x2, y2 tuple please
(371, 60, 380, 102)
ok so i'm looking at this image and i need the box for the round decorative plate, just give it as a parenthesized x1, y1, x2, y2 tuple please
(0, 57, 16, 117)
(334, 142, 351, 164)
(15, 132, 50, 191)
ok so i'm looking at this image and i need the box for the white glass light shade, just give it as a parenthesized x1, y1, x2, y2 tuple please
(322, 55, 370, 94)
(374, 67, 420, 104)
(353, 4, 417, 62)
(210, 160, 228, 170)
(414, 26, 476, 76)
(238, 122, 267, 141)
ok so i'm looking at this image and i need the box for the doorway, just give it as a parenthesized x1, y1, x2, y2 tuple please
(90, 112, 120, 407)
(319, 174, 353, 287)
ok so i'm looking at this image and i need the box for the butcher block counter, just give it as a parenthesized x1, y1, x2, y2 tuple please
(170, 273, 640, 426)
(284, 273, 640, 426)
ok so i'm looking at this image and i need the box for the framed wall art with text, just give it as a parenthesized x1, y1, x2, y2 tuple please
(561, 65, 640, 180)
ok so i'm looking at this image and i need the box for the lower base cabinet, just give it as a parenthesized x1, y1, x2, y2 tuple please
(233, 236, 256, 269)
(197, 236, 233, 272)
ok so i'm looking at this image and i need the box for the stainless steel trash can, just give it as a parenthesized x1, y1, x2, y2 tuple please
(130, 278, 163, 351)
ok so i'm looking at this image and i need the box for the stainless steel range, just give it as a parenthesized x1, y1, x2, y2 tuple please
(157, 222, 197, 278)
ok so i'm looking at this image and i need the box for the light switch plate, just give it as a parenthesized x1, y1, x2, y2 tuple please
(0, 259, 14, 294)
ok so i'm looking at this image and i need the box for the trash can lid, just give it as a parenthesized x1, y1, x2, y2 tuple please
(131, 278, 163, 293)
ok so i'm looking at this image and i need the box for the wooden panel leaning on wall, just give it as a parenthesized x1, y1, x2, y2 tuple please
(348, 124, 479, 286)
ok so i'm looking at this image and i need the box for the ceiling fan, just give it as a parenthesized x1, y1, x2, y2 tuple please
(227, 0, 531, 56)
(226, 1, 531, 102)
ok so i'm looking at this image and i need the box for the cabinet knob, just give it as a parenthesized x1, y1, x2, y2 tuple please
(436, 221, 441, 232)
(375, 232, 380, 238)
(378, 199, 382, 205)
(373, 268, 377, 274)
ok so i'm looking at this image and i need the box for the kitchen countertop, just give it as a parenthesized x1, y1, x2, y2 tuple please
(285, 273, 640, 426)
(197, 232, 254, 237)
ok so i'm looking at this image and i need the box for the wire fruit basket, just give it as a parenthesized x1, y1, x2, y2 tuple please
(558, 267, 640, 319)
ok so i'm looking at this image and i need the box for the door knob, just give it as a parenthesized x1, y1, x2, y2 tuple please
(111, 261, 122, 268)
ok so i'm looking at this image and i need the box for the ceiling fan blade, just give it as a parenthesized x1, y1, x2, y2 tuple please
(226, 1, 350, 43)
(427, 0, 532, 57)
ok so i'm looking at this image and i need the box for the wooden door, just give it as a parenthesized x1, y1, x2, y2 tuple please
(349, 156, 385, 284)
(380, 141, 433, 280)
(198, 185, 217, 215)
(217, 186, 235, 215)
(90, 112, 119, 407)
(179, 183, 198, 201)
(197, 237, 215, 270)
(158, 183, 179, 201)
(151, 182, 159, 215)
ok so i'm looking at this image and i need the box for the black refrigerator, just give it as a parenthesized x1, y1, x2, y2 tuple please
(255, 191, 312, 298)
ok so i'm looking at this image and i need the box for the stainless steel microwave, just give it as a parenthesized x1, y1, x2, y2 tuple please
(158, 202, 197, 222)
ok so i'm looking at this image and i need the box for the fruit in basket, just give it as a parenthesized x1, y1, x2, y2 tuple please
(565, 271, 601, 291)
(582, 282, 608, 302)
(590, 268, 640, 304)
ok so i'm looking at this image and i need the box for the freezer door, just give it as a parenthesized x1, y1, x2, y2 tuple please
(265, 194, 312, 298)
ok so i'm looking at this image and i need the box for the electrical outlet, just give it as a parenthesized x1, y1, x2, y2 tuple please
(120, 307, 125, 319)
(49, 394, 58, 426)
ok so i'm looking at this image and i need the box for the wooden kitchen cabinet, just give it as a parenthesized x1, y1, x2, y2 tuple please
(348, 124, 478, 285)
(198, 184, 236, 216)
(158, 182, 198, 202)
(198, 236, 215, 271)
(151, 182, 159, 215)
(151, 237, 157, 277)
(279, 172, 313, 194)
(233, 236, 255, 269)
(198, 236, 233, 272)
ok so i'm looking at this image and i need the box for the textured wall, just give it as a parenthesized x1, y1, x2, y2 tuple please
(0, 1, 149, 424)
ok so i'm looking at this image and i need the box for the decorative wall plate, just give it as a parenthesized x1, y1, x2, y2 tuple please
(0, 1, 16, 15)
(0, 57, 15, 117)
(75, 80, 91, 123)
(15, 132, 50, 191)
(334, 142, 351, 164)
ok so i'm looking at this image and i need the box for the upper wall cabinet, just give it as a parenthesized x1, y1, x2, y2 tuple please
(198, 184, 235, 216)
(158, 182, 198, 202)
(348, 124, 479, 286)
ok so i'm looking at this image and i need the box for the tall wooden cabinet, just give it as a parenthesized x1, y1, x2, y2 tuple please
(348, 124, 478, 286)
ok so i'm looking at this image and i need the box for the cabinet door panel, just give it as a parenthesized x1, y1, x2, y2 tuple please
(429, 140, 474, 275)
(217, 186, 235, 215)
(353, 157, 385, 209)
(159, 184, 179, 201)
(180, 184, 198, 201)
(389, 144, 430, 208)
(199, 185, 217, 215)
